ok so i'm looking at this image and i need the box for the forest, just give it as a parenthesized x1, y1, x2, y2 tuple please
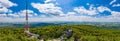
(0, 25, 120, 41)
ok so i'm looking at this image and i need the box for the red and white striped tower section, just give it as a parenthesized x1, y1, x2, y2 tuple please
(25, 5, 29, 31)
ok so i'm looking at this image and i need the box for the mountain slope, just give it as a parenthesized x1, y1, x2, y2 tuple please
(0, 25, 120, 41)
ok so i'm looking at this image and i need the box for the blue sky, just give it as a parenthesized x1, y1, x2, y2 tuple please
(0, 0, 120, 22)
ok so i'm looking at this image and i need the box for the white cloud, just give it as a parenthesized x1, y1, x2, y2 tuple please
(31, 3, 64, 16)
(74, 6, 98, 15)
(45, 0, 59, 5)
(0, 0, 17, 7)
(0, 9, 120, 22)
(66, 12, 76, 16)
(0, 17, 25, 23)
(8, 14, 19, 17)
(112, 4, 120, 7)
(45, 0, 52, 3)
(97, 6, 111, 12)
(73, 5, 120, 22)
(109, 0, 120, 7)
(110, 0, 116, 5)
(7, 10, 37, 17)
(0, 7, 9, 13)
(74, 5, 113, 16)
(0, 14, 6, 17)
(0, 0, 17, 14)
(45, 0, 56, 3)
(39, 15, 47, 18)
(111, 11, 120, 17)
(17, 10, 37, 17)
(1, 15, 120, 23)
(22, 16, 120, 22)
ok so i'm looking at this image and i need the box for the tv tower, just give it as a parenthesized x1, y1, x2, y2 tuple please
(25, 0, 29, 31)
(24, 0, 43, 40)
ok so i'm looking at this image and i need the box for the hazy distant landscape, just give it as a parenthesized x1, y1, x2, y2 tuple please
(0, 22, 120, 29)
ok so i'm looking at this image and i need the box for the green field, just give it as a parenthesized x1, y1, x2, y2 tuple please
(0, 25, 120, 41)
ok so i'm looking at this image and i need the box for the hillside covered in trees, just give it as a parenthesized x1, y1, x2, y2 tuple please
(0, 25, 120, 41)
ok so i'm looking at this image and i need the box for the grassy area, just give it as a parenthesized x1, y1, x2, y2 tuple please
(0, 25, 120, 41)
